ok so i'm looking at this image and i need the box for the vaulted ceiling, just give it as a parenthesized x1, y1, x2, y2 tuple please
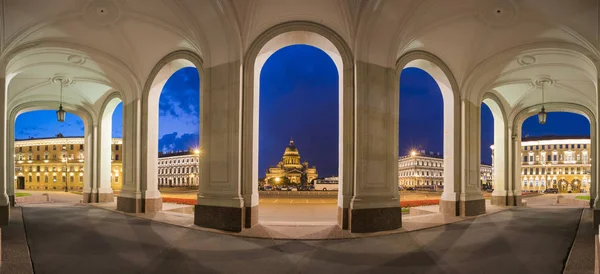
(0, 0, 598, 122)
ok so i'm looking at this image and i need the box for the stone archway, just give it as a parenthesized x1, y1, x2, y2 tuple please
(133, 50, 203, 214)
(395, 51, 477, 216)
(241, 21, 355, 231)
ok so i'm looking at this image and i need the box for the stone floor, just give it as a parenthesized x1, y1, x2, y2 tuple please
(7, 202, 584, 273)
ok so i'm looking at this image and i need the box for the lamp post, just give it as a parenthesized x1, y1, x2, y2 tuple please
(62, 154, 73, 192)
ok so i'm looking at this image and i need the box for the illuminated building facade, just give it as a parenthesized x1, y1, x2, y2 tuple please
(398, 150, 493, 189)
(265, 139, 318, 185)
(157, 150, 200, 188)
(14, 134, 122, 191)
(494, 136, 592, 193)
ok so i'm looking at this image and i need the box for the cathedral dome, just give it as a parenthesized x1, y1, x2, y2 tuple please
(283, 139, 299, 156)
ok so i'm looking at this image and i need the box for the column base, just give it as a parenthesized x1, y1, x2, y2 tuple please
(594, 208, 600, 229)
(439, 199, 459, 216)
(491, 195, 507, 206)
(0, 205, 8, 225)
(337, 207, 349, 230)
(83, 192, 115, 203)
(460, 199, 486, 216)
(8, 195, 15, 207)
(194, 204, 243, 232)
(508, 195, 523, 206)
(116, 196, 162, 213)
(243, 205, 258, 229)
(348, 207, 402, 233)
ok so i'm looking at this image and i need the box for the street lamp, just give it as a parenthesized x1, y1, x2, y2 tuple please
(62, 155, 73, 192)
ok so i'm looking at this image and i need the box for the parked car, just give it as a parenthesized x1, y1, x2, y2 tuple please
(264, 185, 273, 191)
(291, 187, 298, 191)
(486, 189, 493, 193)
(280, 186, 289, 191)
(543, 188, 558, 194)
(406, 187, 414, 191)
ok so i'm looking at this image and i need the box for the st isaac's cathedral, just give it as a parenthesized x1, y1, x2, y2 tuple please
(265, 139, 318, 185)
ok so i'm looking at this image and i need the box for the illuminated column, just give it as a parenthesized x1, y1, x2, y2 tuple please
(509, 123, 523, 206)
(94, 97, 119, 203)
(592, 103, 600, 226)
(457, 99, 485, 216)
(350, 61, 401, 233)
(6, 116, 15, 206)
(196, 61, 245, 232)
(117, 98, 151, 213)
(0, 77, 10, 225)
(82, 123, 95, 202)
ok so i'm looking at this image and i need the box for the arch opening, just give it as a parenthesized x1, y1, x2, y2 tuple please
(242, 25, 354, 231)
(12, 109, 92, 197)
(396, 52, 464, 216)
(257, 44, 339, 226)
(517, 111, 592, 196)
(139, 53, 201, 214)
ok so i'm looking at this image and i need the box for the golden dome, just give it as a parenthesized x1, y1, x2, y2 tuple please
(283, 139, 299, 156)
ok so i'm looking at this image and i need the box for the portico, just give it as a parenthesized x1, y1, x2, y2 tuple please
(0, 0, 598, 234)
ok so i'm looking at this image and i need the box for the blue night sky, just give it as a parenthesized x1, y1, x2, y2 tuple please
(15, 45, 590, 174)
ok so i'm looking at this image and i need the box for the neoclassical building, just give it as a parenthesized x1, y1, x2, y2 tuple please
(493, 136, 592, 193)
(0, 1, 599, 234)
(14, 134, 122, 192)
(265, 140, 318, 185)
(398, 151, 493, 189)
(158, 150, 200, 188)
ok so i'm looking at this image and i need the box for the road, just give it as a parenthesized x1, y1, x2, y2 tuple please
(18, 201, 582, 273)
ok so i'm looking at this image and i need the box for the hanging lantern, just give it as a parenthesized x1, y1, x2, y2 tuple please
(56, 81, 66, 122)
(538, 106, 547, 124)
(537, 81, 547, 125)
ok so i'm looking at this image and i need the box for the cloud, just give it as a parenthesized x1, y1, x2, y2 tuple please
(158, 132, 199, 153)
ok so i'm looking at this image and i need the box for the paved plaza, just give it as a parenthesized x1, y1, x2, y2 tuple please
(1, 195, 586, 274)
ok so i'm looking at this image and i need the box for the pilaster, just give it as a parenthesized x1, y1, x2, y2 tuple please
(349, 61, 401, 233)
(459, 100, 485, 216)
(196, 61, 245, 231)
(0, 77, 10, 225)
(117, 98, 145, 212)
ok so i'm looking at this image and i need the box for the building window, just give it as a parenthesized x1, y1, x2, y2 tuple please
(80, 175, 83, 182)
(44, 176, 48, 183)
(70, 145, 74, 150)
(53, 145, 56, 150)
(28, 175, 32, 182)
(115, 154, 119, 161)
(116, 145, 119, 151)
(37, 176, 40, 182)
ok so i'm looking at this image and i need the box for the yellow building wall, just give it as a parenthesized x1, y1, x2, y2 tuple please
(14, 140, 123, 192)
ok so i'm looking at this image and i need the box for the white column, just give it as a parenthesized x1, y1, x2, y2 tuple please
(349, 61, 401, 233)
(589, 122, 596, 208)
(459, 99, 485, 215)
(96, 111, 114, 202)
(490, 116, 508, 205)
(196, 61, 244, 232)
(509, 124, 523, 206)
(6, 116, 15, 206)
(82, 122, 95, 202)
(117, 98, 144, 212)
(0, 77, 10, 224)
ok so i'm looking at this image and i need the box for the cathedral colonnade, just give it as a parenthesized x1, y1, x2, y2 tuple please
(0, 1, 600, 234)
